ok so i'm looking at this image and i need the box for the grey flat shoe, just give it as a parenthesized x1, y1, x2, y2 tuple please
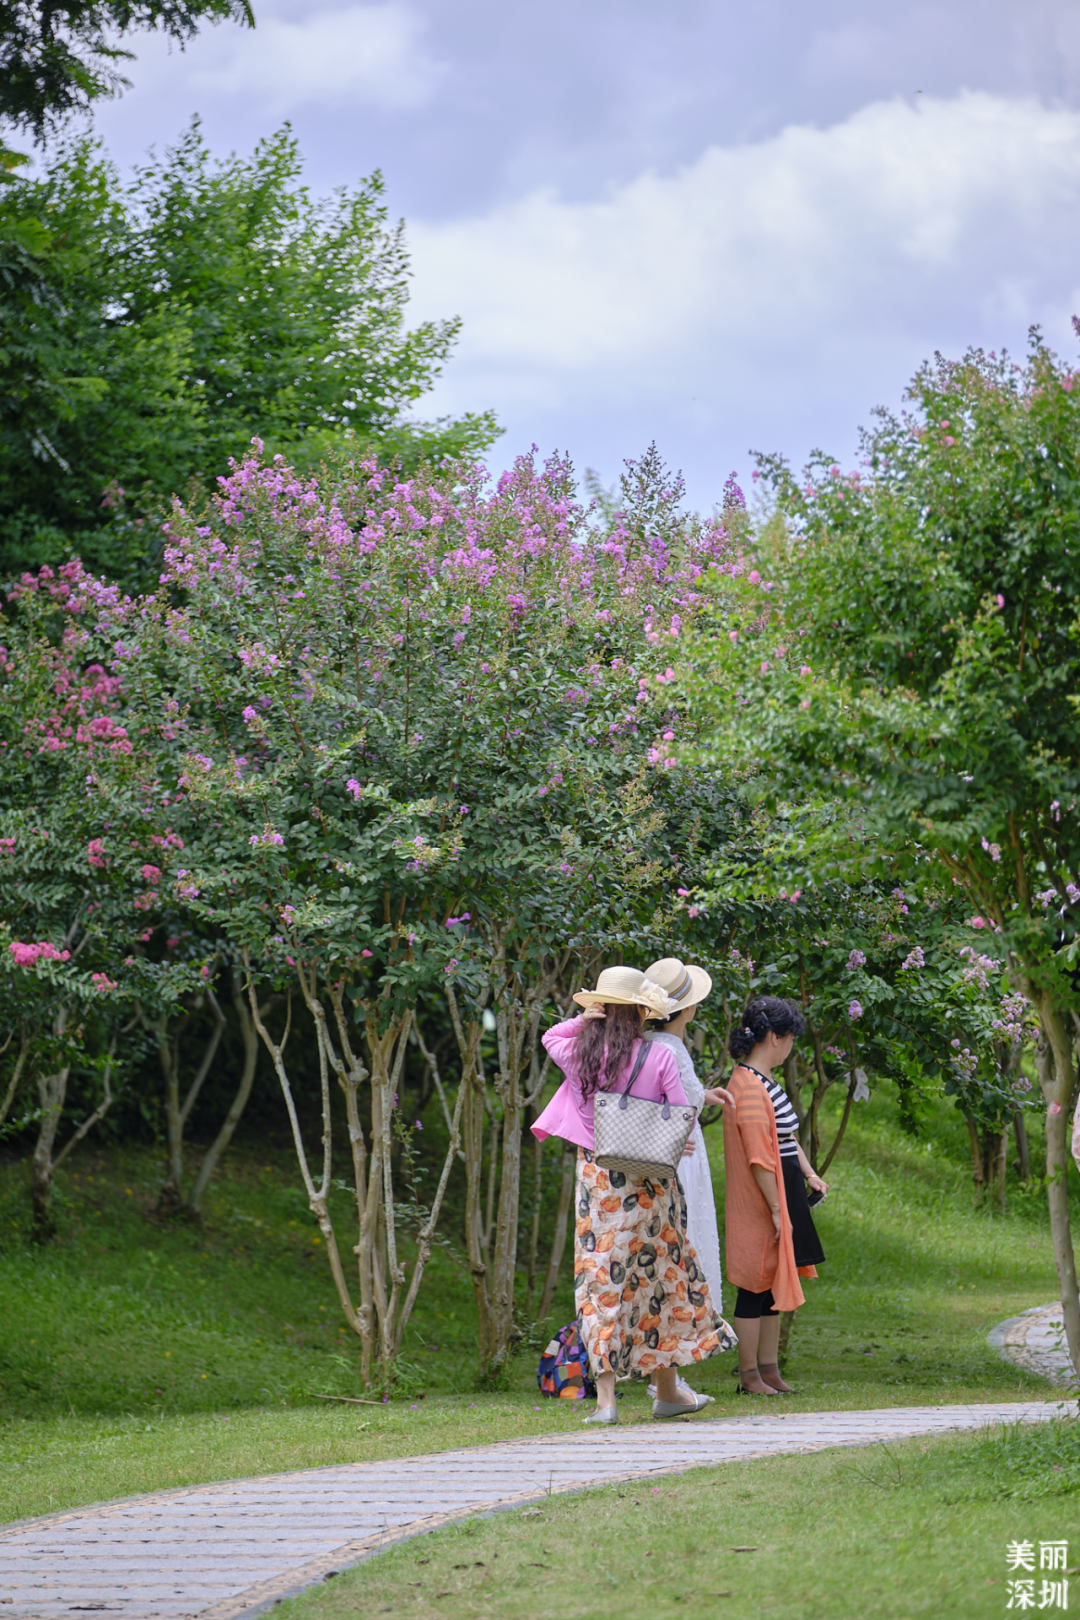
(582, 1405, 619, 1425)
(652, 1392, 714, 1418)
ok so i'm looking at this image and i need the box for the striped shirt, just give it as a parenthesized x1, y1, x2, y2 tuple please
(738, 1064, 801, 1159)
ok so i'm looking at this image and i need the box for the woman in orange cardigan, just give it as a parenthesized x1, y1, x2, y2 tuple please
(723, 996, 827, 1394)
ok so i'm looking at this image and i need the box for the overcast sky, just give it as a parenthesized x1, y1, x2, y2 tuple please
(85, 0, 1080, 505)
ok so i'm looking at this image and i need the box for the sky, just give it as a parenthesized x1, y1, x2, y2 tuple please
(81, 0, 1080, 506)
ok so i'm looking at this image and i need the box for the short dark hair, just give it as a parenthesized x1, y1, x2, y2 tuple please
(729, 996, 806, 1060)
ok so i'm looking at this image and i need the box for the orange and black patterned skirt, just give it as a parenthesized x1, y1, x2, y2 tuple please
(574, 1147, 737, 1379)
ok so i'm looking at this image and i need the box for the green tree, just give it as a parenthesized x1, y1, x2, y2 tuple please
(0, 123, 498, 582)
(0, 1, 254, 139)
(684, 333, 1080, 1372)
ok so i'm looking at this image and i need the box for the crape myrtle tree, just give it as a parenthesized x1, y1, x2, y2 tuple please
(0, 123, 498, 583)
(683, 333, 1080, 1372)
(0, 559, 204, 1235)
(105, 440, 736, 1385)
(687, 818, 1035, 1203)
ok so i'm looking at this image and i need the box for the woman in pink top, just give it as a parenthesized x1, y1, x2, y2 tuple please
(533, 965, 737, 1424)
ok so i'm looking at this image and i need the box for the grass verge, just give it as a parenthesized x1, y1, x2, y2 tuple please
(1, 1090, 1075, 1524)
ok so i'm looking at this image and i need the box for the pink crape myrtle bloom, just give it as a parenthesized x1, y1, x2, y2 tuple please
(10, 941, 70, 967)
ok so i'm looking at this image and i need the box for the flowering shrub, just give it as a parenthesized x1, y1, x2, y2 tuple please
(97, 439, 736, 1380)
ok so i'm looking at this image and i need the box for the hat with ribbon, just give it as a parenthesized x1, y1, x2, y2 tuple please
(642, 956, 713, 1014)
(572, 965, 678, 1016)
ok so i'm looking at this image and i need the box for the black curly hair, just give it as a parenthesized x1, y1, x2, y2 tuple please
(728, 995, 806, 1060)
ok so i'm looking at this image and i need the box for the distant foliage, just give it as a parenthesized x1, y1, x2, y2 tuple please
(0, 122, 499, 584)
(0, 1, 255, 139)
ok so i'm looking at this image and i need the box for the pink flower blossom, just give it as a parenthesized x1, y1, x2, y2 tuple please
(848, 1000, 864, 1021)
(361, 948, 373, 957)
(141, 864, 161, 886)
(345, 779, 362, 801)
(88, 838, 106, 868)
(242, 706, 259, 724)
(10, 941, 70, 967)
(91, 973, 118, 993)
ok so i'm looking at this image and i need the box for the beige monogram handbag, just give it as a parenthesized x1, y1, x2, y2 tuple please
(593, 1044, 698, 1181)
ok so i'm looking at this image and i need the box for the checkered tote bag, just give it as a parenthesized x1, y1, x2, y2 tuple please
(593, 1044, 697, 1181)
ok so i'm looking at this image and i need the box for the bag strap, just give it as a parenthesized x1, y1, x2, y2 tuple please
(618, 1040, 651, 1098)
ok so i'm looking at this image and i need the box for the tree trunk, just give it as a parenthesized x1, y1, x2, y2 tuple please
(1012, 1108, 1031, 1182)
(31, 1067, 69, 1242)
(1031, 1009, 1080, 1376)
(526, 1127, 543, 1313)
(31, 1027, 117, 1242)
(151, 1009, 187, 1217)
(539, 1142, 576, 1320)
(461, 1040, 492, 1359)
(964, 1113, 987, 1206)
(488, 1011, 525, 1375)
(187, 981, 264, 1214)
(0, 1033, 29, 1129)
(819, 1071, 858, 1176)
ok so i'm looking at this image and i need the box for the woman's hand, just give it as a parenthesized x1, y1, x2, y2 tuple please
(771, 1206, 782, 1240)
(703, 1086, 736, 1109)
(682, 1136, 697, 1156)
(806, 1172, 828, 1196)
(581, 1005, 607, 1021)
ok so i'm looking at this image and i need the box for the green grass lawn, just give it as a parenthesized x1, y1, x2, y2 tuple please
(0, 1090, 1075, 1525)
(275, 1418, 1080, 1620)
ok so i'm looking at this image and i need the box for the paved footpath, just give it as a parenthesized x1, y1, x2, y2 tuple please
(1, 1396, 1075, 1620)
(989, 1300, 1079, 1388)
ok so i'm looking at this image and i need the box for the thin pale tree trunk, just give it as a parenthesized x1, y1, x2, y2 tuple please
(1030, 1005, 1080, 1376)
(538, 1141, 576, 1320)
(187, 981, 267, 1215)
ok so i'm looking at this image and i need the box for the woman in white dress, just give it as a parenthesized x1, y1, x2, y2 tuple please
(643, 956, 733, 1399)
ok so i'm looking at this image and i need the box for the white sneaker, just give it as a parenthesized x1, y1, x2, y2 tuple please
(582, 1405, 619, 1425)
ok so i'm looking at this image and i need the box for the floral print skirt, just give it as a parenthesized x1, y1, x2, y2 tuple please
(574, 1147, 737, 1379)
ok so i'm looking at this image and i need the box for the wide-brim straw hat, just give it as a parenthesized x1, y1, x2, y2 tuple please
(643, 957, 713, 1013)
(572, 965, 677, 1016)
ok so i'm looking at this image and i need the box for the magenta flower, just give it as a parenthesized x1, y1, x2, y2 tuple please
(242, 705, 259, 724)
(848, 1000, 864, 1021)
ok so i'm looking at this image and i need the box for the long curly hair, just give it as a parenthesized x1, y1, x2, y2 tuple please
(576, 1002, 644, 1099)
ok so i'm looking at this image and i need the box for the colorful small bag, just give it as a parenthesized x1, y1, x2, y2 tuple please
(537, 1320, 596, 1400)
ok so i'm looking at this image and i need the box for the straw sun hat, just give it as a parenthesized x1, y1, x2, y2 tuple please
(643, 957, 713, 1014)
(572, 960, 712, 1017)
(573, 965, 673, 1015)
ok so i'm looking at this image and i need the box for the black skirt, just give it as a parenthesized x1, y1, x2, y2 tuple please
(781, 1156, 825, 1268)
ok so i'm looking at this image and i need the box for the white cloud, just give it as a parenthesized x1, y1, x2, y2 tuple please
(137, 4, 444, 115)
(405, 93, 1080, 495)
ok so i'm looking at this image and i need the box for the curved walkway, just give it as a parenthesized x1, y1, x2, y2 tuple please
(989, 1300, 1079, 1388)
(1, 1396, 1074, 1620)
